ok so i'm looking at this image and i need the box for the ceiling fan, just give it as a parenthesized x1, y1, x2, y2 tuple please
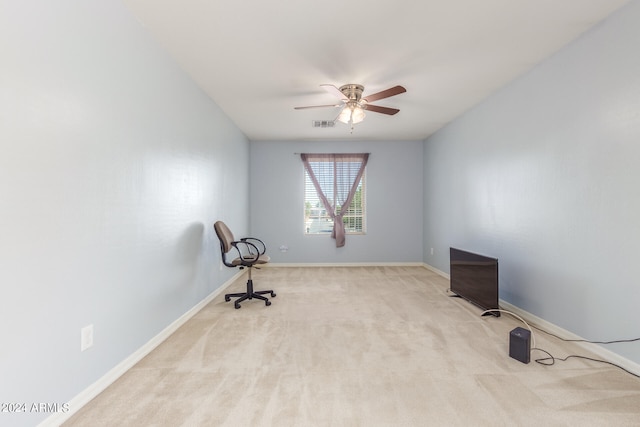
(295, 84, 406, 132)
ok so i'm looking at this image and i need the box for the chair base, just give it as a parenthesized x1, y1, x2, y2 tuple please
(225, 279, 276, 309)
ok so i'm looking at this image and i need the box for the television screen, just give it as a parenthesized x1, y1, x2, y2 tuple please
(450, 248, 499, 317)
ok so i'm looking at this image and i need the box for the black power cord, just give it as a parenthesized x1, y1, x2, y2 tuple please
(532, 348, 640, 379)
(478, 309, 640, 379)
(531, 324, 640, 345)
(529, 325, 640, 379)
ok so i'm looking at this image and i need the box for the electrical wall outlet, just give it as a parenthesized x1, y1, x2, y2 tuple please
(81, 324, 94, 352)
(430, 247, 434, 255)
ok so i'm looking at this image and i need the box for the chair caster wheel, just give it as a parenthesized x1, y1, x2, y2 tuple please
(265, 301, 271, 306)
(234, 304, 241, 309)
(271, 292, 276, 297)
(225, 296, 231, 302)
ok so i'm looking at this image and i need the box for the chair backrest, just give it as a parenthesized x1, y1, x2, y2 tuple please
(214, 221, 234, 255)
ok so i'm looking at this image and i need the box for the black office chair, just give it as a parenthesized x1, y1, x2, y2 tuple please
(214, 221, 276, 309)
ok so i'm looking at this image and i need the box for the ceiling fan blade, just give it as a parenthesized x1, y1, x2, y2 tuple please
(363, 104, 400, 115)
(321, 84, 349, 100)
(294, 104, 342, 110)
(363, 85, 406, 103)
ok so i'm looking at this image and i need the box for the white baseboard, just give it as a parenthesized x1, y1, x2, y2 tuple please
(499, 300, 640, 377)
(421, 262, 449, 279)
(267, 262, 426, 268)
(424, 262, 640, 377)
(39, 271, 243, 427)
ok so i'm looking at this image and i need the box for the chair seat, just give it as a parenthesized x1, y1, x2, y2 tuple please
(231, 254, 270, 266)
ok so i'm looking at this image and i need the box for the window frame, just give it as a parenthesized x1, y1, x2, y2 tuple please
(303, 160, 367, 236)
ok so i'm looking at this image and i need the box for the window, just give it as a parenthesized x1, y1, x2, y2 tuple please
(304, 169, 366, 235)
(302, 154, 368, 239)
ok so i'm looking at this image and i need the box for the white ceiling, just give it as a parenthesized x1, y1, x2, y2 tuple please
(123, 0, 630, 142)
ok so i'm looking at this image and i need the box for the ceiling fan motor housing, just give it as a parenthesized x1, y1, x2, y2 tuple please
(340, 84, 365, 102)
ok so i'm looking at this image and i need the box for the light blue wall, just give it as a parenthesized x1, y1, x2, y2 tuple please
(423, 0, 640, 364)
(250, 140, 423, 263)
(0, 1, 249, 426)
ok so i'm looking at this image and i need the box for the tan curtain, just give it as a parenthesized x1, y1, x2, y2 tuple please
(301, 153, 369, 247)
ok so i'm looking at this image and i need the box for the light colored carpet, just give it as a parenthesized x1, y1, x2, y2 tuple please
(64, 266, 640, 426)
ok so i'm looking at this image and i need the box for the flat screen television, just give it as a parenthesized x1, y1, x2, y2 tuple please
(450, 247, 500, 317)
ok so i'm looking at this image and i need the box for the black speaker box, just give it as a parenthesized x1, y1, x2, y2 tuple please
(509, 327, 531, 364)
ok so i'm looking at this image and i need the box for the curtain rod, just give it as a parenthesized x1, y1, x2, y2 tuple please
(293, 152, 371, 155)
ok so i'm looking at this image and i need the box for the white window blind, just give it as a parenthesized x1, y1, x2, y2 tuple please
(303, 157, 366, 235)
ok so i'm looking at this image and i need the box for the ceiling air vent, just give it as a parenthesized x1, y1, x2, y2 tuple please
(312, 120, 335, 128)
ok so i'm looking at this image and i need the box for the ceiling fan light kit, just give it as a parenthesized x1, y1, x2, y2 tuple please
(337, 102, 366, 125)
(295, 83, 406, 133)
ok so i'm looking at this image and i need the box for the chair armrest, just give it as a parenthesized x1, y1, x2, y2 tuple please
(230, 239, 263, 265)
(240, 237, 266, 255)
